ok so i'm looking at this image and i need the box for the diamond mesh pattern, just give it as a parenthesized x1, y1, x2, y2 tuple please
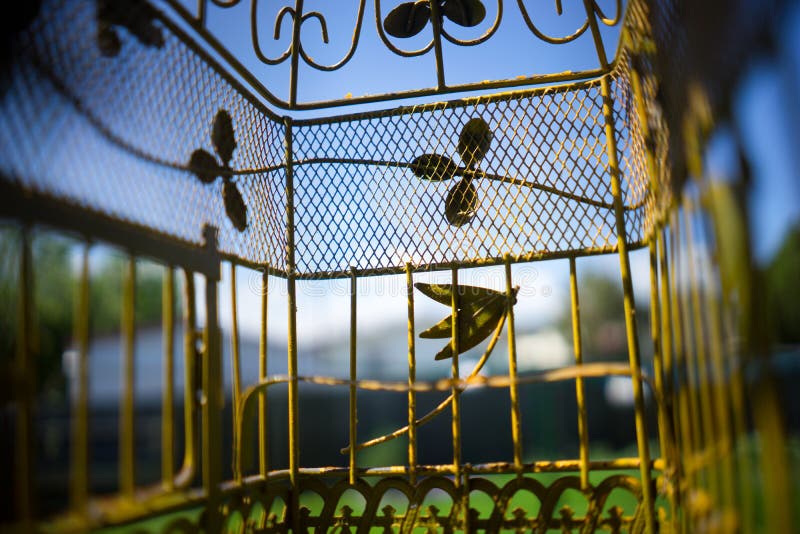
(0, 0, 651, 278)
(0, 0, 287, 269)
(620, 0, 674, 238)
(293, 73, 648, 276)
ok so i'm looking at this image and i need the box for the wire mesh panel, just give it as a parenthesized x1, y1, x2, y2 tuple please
(0, 0, 288, 268)
(291, 70, 649, 276)
(0, 0, 650, 277)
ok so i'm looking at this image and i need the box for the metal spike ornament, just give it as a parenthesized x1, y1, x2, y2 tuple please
(187, 109, 248, 232)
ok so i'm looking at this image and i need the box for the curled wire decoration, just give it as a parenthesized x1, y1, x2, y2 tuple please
(375, 0, 435, 57)
(439, 0, 503, 47)
(300, 2, 368, 72)
(210, 0, 242, 7)
(251, 0, 291, 65)
(593, 0, 623, 26)
(250, 0, 367, 71)
(516, 0, 590, 44)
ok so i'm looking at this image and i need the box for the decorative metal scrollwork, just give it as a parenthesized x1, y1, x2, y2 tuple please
(217, 474, 650, 532)
(379, 0, 504, 51)
(516, 0, 622, 45)
(166, 0, 625, 108)
(251, 0, 367, 71)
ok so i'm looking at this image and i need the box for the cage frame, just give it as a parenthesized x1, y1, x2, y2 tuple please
(1, 0, 795, 532)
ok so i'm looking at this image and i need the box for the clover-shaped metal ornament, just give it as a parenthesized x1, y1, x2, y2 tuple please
(96, 0, 164, 58)
(410, 117, 493, 227)
(384, 0, 487, 38)
(188, 110, 248, 232)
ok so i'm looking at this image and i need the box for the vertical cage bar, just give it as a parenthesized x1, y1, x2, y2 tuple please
(196, 0, 206, 27)
(348, 268, 358, 485)
(658, 228, 683, 524)
(668, 219, 692, 533)
(449, 268, 462, 485)
(230, 263, 243, 482)
(284, 116, 300, 531)
(15, 227, 33, 524)
(669, 212, 695, 494)
(120, 254, 136, 498)
(259, 270, 269, 478)
(697, 215, 735, 512)
(202, 268, 223, 528)
(427, 0, 447, 90)
(177, 269, 197, 488)
(647, 240, 668, 457)
(718, 278, 755, 528)
(649, 237, 677, 522)
(449, 267, 466, 530)
(630, 55, 660, 199)
(568, 257, 589, 490)
(162, 265, 175, 491)
(405, 263, 418, 484)
(599, 75, 655, 533)
(504, 254, 523, 475)
(657, 230, 675, 445)
(684, 203, 720, 499)
(583, 0, 609, 69)
(677, 209, 706, 488)
(288, 0, 305, 106)
(71, 243, 90, 511)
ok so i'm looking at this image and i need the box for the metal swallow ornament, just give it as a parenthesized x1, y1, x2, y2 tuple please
(415, 281, 517, 360)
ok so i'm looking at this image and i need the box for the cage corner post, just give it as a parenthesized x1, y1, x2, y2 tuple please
(15, 225, 34, 529)
(200, 224, 224, 532)
(599, 73, 656, 532)
(284, 115, 302, 532)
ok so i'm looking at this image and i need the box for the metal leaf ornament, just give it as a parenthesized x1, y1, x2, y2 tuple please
(188, 110, 248, 232)
(212, 109, 236, 167)
(384, 0, 486, 39)
(189, 149, 219, 184)
(223, 180, 247, 232)
(443, 0, 486, 27)
(457, 117, 493, 169)
(416, 282, 518, 360)
(384, 1, 431, 38)
(408, 117, 493, 227)
(410, 153, 458, 181)
(445, 179, 478, 226)
(96, 0, 164, 57)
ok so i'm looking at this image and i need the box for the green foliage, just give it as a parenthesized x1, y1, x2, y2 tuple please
(0, 229, 171, 399)
(765, 224, 800, 343)
(556, 274, 627, 362)
(88, 255, 167, 337)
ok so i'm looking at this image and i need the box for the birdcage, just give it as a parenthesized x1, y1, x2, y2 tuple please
(0, 0, 796, 532)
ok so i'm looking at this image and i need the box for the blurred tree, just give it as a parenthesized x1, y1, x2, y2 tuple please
(556, 273, 651, 362)
(89, 255, 166, 337)
(765, 224, 800, 343)
(0, 228, 172, 402)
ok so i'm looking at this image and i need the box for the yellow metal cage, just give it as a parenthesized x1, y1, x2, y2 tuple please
(0, 0, 796, 532)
